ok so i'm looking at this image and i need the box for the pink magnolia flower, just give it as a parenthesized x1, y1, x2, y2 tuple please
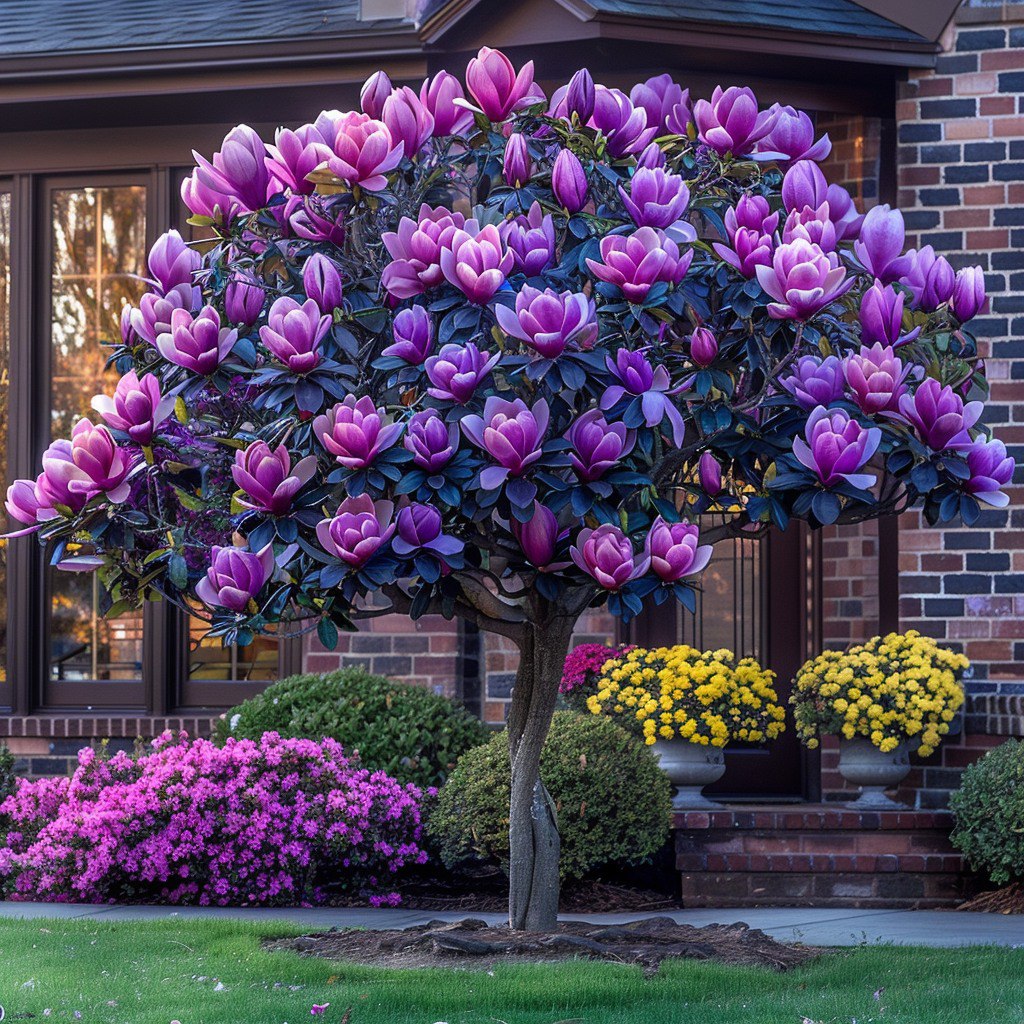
(196, 543, 275, 613)
(259, 296, 332, 373)
(155, 306, 237, 375)
(793, 407, 881, 490)
(898, 378, 982, 452)
(460, 397, 549, 489)
(586, 226, 692, 304)
(713, 194, 778, 278)
(964, 436, 1014, 508)
(383, 86, 435, 159)
(316, 495, 395, 567)
(495, 285, 597, 359)
(425, 342, 500, 404)
(899, 246, 956, 312)
(264, 124, 328, 195)
(951, 266, 986, 323)
(755, 238, 851, 320)
(644, 518, 713, 582)
(232, 441, 317, 516)
(780, 355, 845, 411)
(465, 46, 541, 122)
(419, 71, 475, 136)
(360, 70, 392, 119)
(843, 343, 911, 416)
(694, 86, 777, 156)
(551, 149, 588, 213)
(130, 285, 197, 346)
(512, 502, 570, 572)
(381, 205, 467, 299)
(566, 410, 635, 482)
(854, 205, 911, 284)
(190, 124, 276, 216)
(316, 110, 403, 191)
(758, 105, 831, 163)
(404, 409, 458, 471)
(439, 222, 514, 304)
(570, 524, 649, 590)
(147, 230, 200, 296)
(630, 73, 688, 133)
(590, 86, 657, 158)
(500, 203, 556, 277)
(313, 395, 404, 469)
(91, 371, 175, 447)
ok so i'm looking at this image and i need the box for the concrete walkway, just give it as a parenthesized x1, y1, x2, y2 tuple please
(0, 902, 1022, 948)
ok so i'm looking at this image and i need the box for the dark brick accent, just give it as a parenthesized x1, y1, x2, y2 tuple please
(898, 123, 942, 144)
(963, 141, 1007, 162)
(919, 145, 961, 165)
(956, 29, 1006, 52)
(999, 72, 1024, 92)
(944, 165, 990, 185)
(919, 99, 977, 119)
(935, 54, 979, 75)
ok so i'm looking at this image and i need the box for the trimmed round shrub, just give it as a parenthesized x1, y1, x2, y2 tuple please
(214, 668, 489, 790)
(0, 732, 427, 906)
(950, 738, 1024, 887)
(429, 711, 672, 882)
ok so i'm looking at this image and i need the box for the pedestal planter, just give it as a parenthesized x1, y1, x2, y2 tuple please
(838, 736, 910, 809)
(654, 739, 726, 809)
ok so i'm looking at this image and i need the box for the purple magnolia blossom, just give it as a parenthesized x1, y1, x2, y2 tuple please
(619, 167, 693, 237)
(419, 71, 475, 136)
(781, 161, 862, 240)
(91, 371, 174, 447)
(232, 441, 317, 516)
(758, 105, 831, 163)
(155, 305, 237, 375)
(503, 134, 532, 187)
(854, 205, 911, 284)
(316, 110, 403, 191)
(130, 285, 196, 346)
(512, 502, 568, 571)
(465, 46, 541, 121)
(500, 203, 556, 277)
(780, 355, 845, 410)
(313, 395, 404, 469)
(844, 343, 911, 416)
(191, 124, 275, 216)
(425, 342, 500, 404)
(951, 266, 986, 322)
(782, 203, 837, 253)
(360, 70, 392, 119)
(259, 297, 331, 373)
(590, 86, 657, 158)
(196, 543, 275, 613)
(181, 165, 237, 222)
(494, 285, 597, 358)
(565, 69, 596, 122)
(317, 495, 395, 567)
(601, 348, 686, 445)
(303, 253, 344, 314)
(551, 149, 588, 213)
(286, 193, 347, 246)
(147, 230, 200, 296)
(900, 246, 956, 312)
(793, 407, 881, 490)
(383, 86, 435, 159)
(586, 226, 692, 304)
(898, 377, 982, 451)
(68, 419, 134, 504)
(566, 409, 636, 482)
(264, 124, 327, 195)
(33, 440, 90, 515)
(4, 478, 44, 528)
(964, 436, 1014, 508)
(755, 239, 851, 320)
(570, 524, 649, 590)
(693, 86, 777, 157)
(630, 73, 688, 133)
(698, 452, 723, 496)
(404, 409, 458, 471)
(381, 205, 467, 298)
(224, 276, 266, 327)
(439, 222, 514, 304)
(645, 518, 713, 582)
(713, 194, 778, 278)
(392, 504, 464, 558)
(688, 327, 718, 368)
(383, 305, 434, 364)
(859, 280, 916, 347)
(460, 396, 549, 488)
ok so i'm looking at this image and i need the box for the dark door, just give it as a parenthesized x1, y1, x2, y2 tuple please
(628, 524, 817, 800)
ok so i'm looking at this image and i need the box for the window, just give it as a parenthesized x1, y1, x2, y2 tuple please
(0, 190, 10, 700)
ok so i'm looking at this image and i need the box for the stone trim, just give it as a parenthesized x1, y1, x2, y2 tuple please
(0, 715, 220, 739)
(964, 692, 1024, 736)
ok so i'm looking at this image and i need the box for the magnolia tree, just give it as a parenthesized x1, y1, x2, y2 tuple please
(5, 49, 1012, 930)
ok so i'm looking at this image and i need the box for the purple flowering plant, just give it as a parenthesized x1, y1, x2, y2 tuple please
(4, 50, 1009, 930)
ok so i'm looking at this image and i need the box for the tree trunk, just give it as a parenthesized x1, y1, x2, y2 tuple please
(505, 613, 576, 932)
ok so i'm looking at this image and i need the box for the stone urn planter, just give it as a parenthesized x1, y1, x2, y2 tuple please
(838, 736, 911, 809)
(654, 739, 726, 809)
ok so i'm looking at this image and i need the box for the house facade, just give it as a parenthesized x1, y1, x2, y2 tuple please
(0, 0, 1019, 896)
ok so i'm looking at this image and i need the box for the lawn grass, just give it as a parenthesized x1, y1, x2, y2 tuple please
(0, 917, 1021, 1024)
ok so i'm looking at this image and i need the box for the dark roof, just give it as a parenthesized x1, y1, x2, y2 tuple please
(0, 0, 406, 57)
(584, 0, 926, 42)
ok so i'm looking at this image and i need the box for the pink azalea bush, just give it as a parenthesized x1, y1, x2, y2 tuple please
(0, 732, 427, 906)
(559, 642, 636, 713)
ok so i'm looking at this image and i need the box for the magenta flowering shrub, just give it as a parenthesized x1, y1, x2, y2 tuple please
(560, 642, 635, 696)
(0, 733, 427, 906)
(2, 49, 1008, 655)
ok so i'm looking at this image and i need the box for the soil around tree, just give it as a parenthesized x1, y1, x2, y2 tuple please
(265, 916, 823, 974)
(958, 882, 1024, 914)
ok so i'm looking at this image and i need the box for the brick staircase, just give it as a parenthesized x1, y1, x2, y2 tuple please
(674, 806, 979, 909)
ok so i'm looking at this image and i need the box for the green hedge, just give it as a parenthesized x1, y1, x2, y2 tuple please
(950, 738, 1024, 887)
(215, 668, 489, 790)
(429, 711, 672, 882)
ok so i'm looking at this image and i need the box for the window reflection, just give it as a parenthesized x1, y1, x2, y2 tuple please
(0, 192, 10, 684)
(188, 616, 279, 683)
(48, 185, 147, 683)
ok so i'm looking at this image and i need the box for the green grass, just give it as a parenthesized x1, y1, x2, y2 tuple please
(0, 917, 1022, 1023)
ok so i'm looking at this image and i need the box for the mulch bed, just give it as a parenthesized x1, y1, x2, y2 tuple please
(266, 916, 822, 974)
(958, 882, 1024, 914)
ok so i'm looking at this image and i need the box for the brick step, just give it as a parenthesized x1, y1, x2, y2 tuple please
(677, 851, 964, 874)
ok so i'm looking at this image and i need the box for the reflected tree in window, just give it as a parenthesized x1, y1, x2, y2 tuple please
(0, 192, 9, 684)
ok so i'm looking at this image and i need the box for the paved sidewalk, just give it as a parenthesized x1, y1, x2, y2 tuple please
(0, 902, 1022, 948)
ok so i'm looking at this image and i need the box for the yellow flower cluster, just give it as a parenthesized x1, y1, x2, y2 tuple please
(586, 644, 786, 747)
(790, 631, 967, 757)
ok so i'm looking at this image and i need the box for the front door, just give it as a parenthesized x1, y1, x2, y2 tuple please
(628, 525, 817, 800)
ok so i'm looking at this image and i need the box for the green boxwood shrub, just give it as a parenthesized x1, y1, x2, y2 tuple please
(214, 668, 489, 790)
(429, 711, 672, 882)
(0, 744, 14, 802)
(950, 739, 1024, 887)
